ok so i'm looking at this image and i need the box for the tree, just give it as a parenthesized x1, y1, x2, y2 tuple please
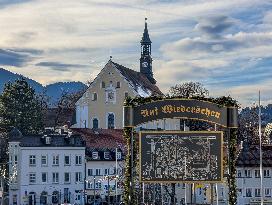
(168, 82, 211, 131)
(53, 89, 86, 127)
(168, 81, 209, 98)
(0, 78, 44, 135)
(238, 104, 269, 145)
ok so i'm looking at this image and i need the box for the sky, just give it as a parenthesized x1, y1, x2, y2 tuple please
(1, 0, 272, 106)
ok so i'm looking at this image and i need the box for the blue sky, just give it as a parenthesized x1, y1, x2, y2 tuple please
(0, 0, 272, 106)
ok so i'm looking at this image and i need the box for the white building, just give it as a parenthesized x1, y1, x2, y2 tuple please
(236, 145, 272, 205)
(72, 128, 125, 205)
(8, 128, 85, 205)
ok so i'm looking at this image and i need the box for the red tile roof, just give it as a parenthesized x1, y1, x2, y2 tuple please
(71, 128, 126, 151)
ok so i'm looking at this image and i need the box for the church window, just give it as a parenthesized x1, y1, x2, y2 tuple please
(92, 93, 97, 101)
(125, 92, 129, 98)
(108, 113, 115, 129)
(101, 82, 105, 88)
(116, 82, 121, 88)
(93, 118, 99, 129)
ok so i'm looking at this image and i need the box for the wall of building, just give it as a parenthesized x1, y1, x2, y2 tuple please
(76, 63, 136, 129)
(9, 146, 85, 205)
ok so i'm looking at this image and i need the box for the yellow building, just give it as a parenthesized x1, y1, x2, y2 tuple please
(74, 19, 163, 129)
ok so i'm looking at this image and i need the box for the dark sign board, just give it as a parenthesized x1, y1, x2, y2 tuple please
(140, 131, 223, 183)
(124, 99, 238, 128)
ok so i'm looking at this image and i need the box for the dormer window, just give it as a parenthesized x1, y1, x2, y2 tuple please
(92, 93, 97, 101)
(116, 82, 121, 88)
(104, 152, 110, 160)
(92, 152, 98, 159)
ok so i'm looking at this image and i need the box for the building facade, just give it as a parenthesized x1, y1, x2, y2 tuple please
(8, 128, 85, 205)
(72, 128, 125, 205)
(74, 19, 163, 129)
(236, 145, 272, 205)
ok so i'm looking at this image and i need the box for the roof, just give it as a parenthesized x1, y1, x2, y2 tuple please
(111, 61, 163, 97)
(9, 132, 85, 147)
(141, 19, 151, 44)
(71, 128, 125, 151)
(236, 145, 272, 167)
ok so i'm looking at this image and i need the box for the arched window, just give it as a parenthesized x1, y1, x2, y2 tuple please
(40, 191, 47, 205)
(93, 118, 99, 129)
(108, 113, 115, 129)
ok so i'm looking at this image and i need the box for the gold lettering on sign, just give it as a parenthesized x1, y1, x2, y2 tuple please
(141, 107, 159, 117)
(141, 104, 222, 120)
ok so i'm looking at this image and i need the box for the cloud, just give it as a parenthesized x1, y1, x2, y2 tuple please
(36, 61, 88, 71)
(0, 0, 32, 8)
(195, 16, 233, 38)
(0, 0, 272, 106)
(0, 49, 30, 67)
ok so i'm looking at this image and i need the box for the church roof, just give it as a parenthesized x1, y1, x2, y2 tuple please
(110, 60, 163, 97)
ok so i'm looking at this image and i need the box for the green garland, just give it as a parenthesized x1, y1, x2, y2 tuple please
(123, 95, 239, 205)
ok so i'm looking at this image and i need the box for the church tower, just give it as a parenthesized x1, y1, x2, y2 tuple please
(140, 18, 156, 84)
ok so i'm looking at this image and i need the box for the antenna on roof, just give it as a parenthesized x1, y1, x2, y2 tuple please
(110, 55, 113, 61)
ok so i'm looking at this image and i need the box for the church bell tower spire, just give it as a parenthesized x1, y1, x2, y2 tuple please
(140, 18, 156, 84)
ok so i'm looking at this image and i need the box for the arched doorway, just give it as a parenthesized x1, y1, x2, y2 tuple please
(93, 118, 99, 129)
(107, 113, 115, 129)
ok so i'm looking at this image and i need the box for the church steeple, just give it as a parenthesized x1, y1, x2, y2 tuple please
(140, 18, 156, 84)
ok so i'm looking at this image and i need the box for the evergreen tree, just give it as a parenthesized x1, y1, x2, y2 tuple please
(0, 78, 44, 135)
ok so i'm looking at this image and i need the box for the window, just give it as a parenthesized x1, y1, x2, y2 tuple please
(75, 155, 82, 165)
(95, 169, 101, 176)
(88, 169, 93, 176)
(116, 152, 122, 160)
(125, 92, 129, 98)
(104, 152, 110, 159)
(104, 169, 109, 175)
(14, 155, 17, 164)
(108, 113, 115, 129)
(52, 172, 59, 183)
(116, 82, 121, 88)
(245, 170, 251, 178)
(265, 188, 271, 197)
(246, 188, 252, 197)
(92, 152, 98, 159)
(42, 173, 47, 183)
(29, 173, 36, 184)
(255, 170, 260, 178)
(255, 188, 261, 197)
(53, 155, 59, 166)
(75, 172, 82, 182)
(29, 155, 36, 166)
(64, 173, 70, 183)
(93, 118, 99, 129)
(92, 93, 97, 101)
(101, 81, 105, 88)
(64, 156, 70, 166)
(264, 169, 270, 178)
(41, 155, 47, 166)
